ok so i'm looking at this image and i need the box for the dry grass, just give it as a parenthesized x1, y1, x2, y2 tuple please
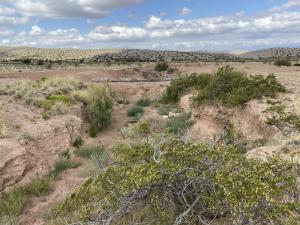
(0, 77, 82, 104)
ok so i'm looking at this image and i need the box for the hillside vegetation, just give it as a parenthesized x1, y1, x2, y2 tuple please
(162, 66, 286, 106)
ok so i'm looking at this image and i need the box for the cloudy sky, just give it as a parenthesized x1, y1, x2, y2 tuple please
(0, 0, 300, 51)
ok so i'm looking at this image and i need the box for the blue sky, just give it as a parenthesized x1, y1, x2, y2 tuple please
(0, 0, 300, 51)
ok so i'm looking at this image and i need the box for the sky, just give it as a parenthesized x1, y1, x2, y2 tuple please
(0, 0, 300, 51)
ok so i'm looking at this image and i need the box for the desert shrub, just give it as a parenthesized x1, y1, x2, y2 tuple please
(196, 68, 286, 107)
(0, 186, 25, 225)
(136, 97, 151, 107)
(167, 67, 176, 74)
(161, 73, 211, 103)
(73, 136, 84, 148)
(51, 157, 80, 178)
(37, 60, 44, 65)
(294, 63, 300, 66)
(167, 113, 192, 135)
(22, 58, 31, 65)
(127, 105, 144, 117)
(155, 103, 179, 116)
(155, 60, 169, 72)
(86, 84, 113, 134)
(264, 100, 300, 135)
(23, 176, 53, 197)
(54, 137, 300, 224)
(274, 59, 292, 67)
(75, 145, 108, 169)
(75, 145, 105, 159)
(162, 66, 286, 107)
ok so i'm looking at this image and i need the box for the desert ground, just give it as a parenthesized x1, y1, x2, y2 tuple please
(1, 61, 300, 225)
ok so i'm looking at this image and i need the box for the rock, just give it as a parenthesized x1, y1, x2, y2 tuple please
(0, 139, 27, 191)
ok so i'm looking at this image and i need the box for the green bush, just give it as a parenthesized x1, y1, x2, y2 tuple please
(274, 59, 292, 67)
(161, 73, 211, 103)
(75, 145, 108, 169)
(23, 176, 53, 197)
(73, 136, 84, 148)
(0, 187, 26, 224)
(155, 60, 169, 72)
(47, 95, 72, 104)
(294, 63, 300, 66)
(54, 137, 300, 224)
(167, 113, 192, 135)
(127, 105, 144, 117)
(86, 84, 113, 133)
(162, 66, 286, 107)
(75, 145, 105, 159)
(51, 157, 80, 178)
(136, 97, 151, 107)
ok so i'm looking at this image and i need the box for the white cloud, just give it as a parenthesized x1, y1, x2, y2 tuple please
(272, 0, 300, 12)
(0, 6, 15, 15)
(29, 25, 43, 35)
(89, 25, 147, 41)
(179, 7, 192, 16)
(1, 0, 300, 50)
(0, 16, 28, 25)
(0, 28, 12, 36)
(8, 0, 144, 18)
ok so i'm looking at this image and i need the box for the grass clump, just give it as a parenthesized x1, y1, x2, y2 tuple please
(0, 153, 80, 224)
(85, 84, 113, 137)
(127, 105, 144, 117)
(0, 187, 26, 224)
(75, 145, 105, 159)
(40, 94, 72, 118)
(75, 145, 108, 169)
(167, 113, 192, 135)
(155, 60, 169, 72)
(50, 158, 80, 178)
(47, 95, 72, 104)
(136, 97, 151, 107)
(162, 66, 286, 107)
(274, 59, 292, 67)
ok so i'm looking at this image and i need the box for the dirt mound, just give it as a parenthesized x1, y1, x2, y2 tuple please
(180, 95, 279, 141)
(0, 97, 82, 192)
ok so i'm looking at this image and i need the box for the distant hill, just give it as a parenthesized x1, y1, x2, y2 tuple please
(0, 46, 240, 62)
(2, 46, 300, 63)
(240, 48, 300, 59)
(90, 49, 239, 62)
(0, 46, 121, 61)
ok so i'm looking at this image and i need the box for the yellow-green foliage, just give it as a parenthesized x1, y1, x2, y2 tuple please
(53, 137, 299, 225)
(0, 77, 82, 106)
(86, 84, 113, 135)
(265, 100, 300, 134)
(162, 66, 286, 107)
